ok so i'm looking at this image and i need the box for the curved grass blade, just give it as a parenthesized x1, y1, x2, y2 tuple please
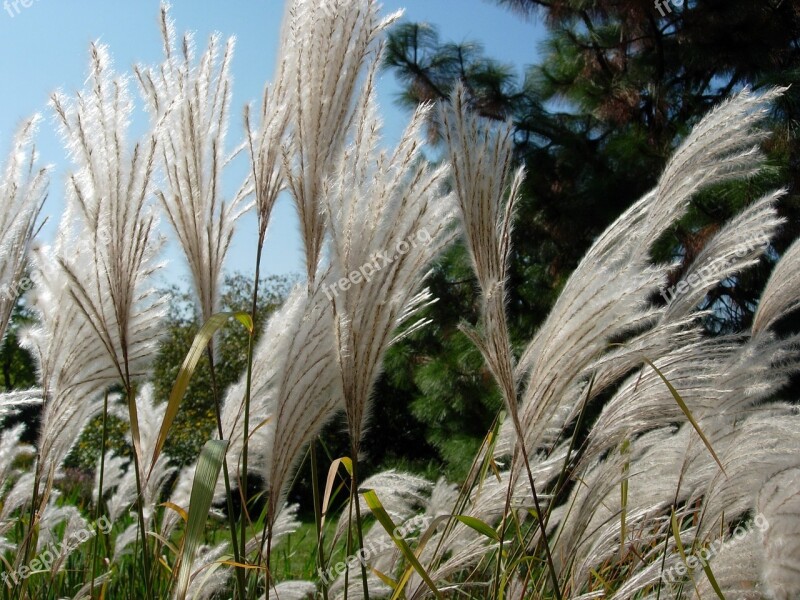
(391, 514, 450, 598)
(701, 561, 727, 600)
(362, 489, 443, 600)
(173, 439, 229, 600)
(453, 515, 500, 542)
(620, 438, 630, 559)
(670, 507, 706, 599)
(148, 312, 252, 480)
(321, 457, 353, 529)
(642, 357, 726, 474)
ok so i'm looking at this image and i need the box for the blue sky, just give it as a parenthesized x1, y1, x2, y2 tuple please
(0, 0, 545, 290)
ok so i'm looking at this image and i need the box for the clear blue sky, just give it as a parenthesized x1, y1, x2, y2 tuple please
(0, 1, 545, 290)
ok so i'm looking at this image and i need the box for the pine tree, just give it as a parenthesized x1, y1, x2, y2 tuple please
(379, 0, 800, 474)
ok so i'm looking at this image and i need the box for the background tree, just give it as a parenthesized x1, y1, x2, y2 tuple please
(0, 297, 39, 443)
(377, 0, 800, 477)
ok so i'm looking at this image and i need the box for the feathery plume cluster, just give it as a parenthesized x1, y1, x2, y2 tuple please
(2, 1, 800, 598)
(136, 4, 247, 323)
(49, 43, 167, 390)
(326, 85, 800, 600)
(325, 84, 457, 454)
(280, 0, 402, 285)
(219, 281, 341, 520)
(14, 40, 168, 594)
(0, 117, 47, 342)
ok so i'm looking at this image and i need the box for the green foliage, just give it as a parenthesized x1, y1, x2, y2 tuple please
(0, 298, 40, 443)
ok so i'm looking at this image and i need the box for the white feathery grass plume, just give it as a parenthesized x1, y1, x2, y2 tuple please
(693, 411, 800, 542)
(21, 241, 116, 480)
(49, 42, 167, 391)
(438, 83, 525, 439)
(333, 470, 431, 541)
(0, 116, 47, 343)
(181, 504, 302, 599)
(136, 4, 248, 323)
(662, 190, 784, 320)
(0, 424, 35, 547)
(93, 450, 128, 518)
(0, 423, 34, 489)
(244, 503, 302, 556)
(753, 235, 800, 335)
(555, 407, 800, 594)
(394, 451, 566, 598)
(552, 427, 701, 591)
(512, 87, 785, 460)
(404, 454, 566, 599)
(69, 574, 112, 600)
(36, 501, 84, 552)
(439, 84, 521, 298)
(0, 389, 41, 423)
(243, 60, 289, 246)
(331, 570, 392, 600)
(758, 467, 800, 600)
(35, 44, 167, 587)
(691, 527, 768, 600)
(324, 76, 457, 454)
(583, 196, 800, 569)
(113, 523, 142, 562)
(270, 582, 316, 600)
(0, 472, 34, 523)
(330, 509, 434, 600)
(214, 281, 341, 529)
(214, 376, 269, 503)
(577, 336, 737, 468)
(280, 0, 402, 285)
(179, 541, 230, 600)
(257, 283, 341, 523)
(36, 501, 91, 575)
(399, 86, 790, 598)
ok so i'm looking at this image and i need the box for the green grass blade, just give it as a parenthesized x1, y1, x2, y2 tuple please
(391, 515, 451, 597)
(173, 439, 229, 600)
(620, 438, 630, 559)
(642, 357, 726, 474)
(701, 561, 727, 600)
(670, 508, 688, 563)
(452, 515, 500, 542)
(361, 490, 443, 600)
(149, 312, 251, 480)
